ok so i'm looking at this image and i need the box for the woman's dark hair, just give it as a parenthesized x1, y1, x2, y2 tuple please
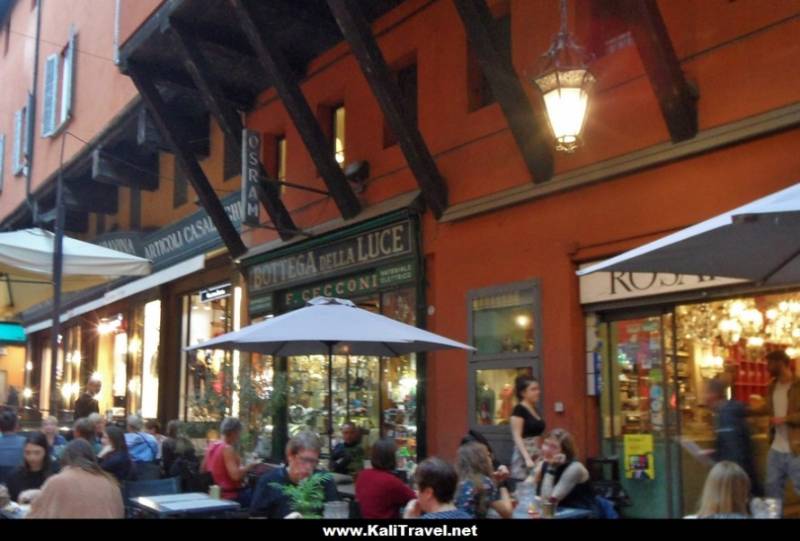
(766, 350, 790, 365)
(61, 439, 116, 484)
(145, 419, 161, 433)
(371, 438, 398, 471)
(414, 457, 459, 504)
(175, 437, 197, 458)
(24, 432, 52, 473)
(166, 420, 181, 439)
(0, 409, 18, 433)
(515, 375, 538, 401)
(105, 426, 129, 455)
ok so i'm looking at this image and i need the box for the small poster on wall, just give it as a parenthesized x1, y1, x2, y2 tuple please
(624, 434, 655, 480)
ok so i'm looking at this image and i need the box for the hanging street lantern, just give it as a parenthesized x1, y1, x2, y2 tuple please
(532, 0, 596, 153)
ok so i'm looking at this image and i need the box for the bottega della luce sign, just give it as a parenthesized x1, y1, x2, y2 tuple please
(247, 220, 414, 296)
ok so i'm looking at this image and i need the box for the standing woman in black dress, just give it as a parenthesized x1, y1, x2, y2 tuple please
(510, 375, 545, 482)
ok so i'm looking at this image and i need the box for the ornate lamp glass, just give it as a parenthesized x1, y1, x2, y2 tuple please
(532, 0, 595, 153)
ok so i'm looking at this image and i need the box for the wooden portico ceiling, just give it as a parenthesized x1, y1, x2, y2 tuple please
(117, 0, 403, 248)
(620, 0, 698, 142)
(230, 0, 361, 219)
(326, 0, 448, 218)
(170, 21, 298, 241)
(454, 0, 554, 184)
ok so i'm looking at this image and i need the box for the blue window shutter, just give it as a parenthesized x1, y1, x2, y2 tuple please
(24, 92, 34, 159)
(12, 110, 23, 174)
(42, 54, 58, 137)
(0, 135, 5, 191)
(60, 28, 76, 125)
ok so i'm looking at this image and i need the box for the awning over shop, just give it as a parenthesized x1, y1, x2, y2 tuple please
(0, 322, 25, 344)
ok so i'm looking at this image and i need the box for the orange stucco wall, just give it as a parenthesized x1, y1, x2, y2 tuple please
(0, 0, 158, 225)
(0, 345, 26, 397)
(242, 0, 800, 460)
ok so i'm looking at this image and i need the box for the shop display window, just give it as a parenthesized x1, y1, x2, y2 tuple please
(128, 301, 161, 418)
(96, 314, 127, 419)
(182, 291, 233, 422)
(59, 325, 82, 414)
(474, 367, 533, 426)
(471, 289, 536, 356)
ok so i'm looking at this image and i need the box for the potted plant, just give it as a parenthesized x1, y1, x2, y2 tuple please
(270, 472, 332, 518)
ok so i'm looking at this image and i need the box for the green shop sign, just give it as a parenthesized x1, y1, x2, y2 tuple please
(247, 220, 413, 295)
(251, 260, 416, 315)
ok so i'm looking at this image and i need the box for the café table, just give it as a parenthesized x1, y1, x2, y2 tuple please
(130, 492, 241, 518)
(511, 504, 592, 520)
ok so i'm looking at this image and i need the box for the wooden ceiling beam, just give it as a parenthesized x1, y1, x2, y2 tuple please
(128, 62, 247, 258)
(454, 0, 554, 183)
(231, 0, 361, 219)
(171, 21, 298, 241)
(622, 0, 697, 142)
(326, 0, 447, 218)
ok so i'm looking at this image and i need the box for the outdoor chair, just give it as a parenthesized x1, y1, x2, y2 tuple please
(587, 456, 631, 513)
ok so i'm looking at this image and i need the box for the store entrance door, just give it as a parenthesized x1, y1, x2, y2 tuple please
(600, 312, 682, 518)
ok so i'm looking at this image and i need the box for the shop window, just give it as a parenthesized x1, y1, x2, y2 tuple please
(57, 325, 82, 415)
(474, 366, 532, 426)
(383, 59, 418, 148)
(127, 300, 161, 418)
(95, 314, 127, 419)
(181, 287, 234, 422)
(280, 287, 418, 458)
(470, 287, 538, 357)
(467, 11, 510, 112)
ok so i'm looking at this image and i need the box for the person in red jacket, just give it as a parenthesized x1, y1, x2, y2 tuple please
(355, 438, 416, 519)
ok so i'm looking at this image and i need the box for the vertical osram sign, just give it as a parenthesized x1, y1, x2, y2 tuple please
(241, 129, 261, 226)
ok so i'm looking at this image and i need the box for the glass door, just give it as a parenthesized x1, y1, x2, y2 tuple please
(601, 313, 681, 518)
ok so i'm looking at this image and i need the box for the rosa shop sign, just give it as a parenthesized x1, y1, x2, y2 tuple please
(247, 220, 413, 295)
(579, 265, 746, 305)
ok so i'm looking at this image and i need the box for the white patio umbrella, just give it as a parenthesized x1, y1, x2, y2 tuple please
(185, 296, 474, 456)
(0, 228, 151, 315)
(577, 182, 800, 285)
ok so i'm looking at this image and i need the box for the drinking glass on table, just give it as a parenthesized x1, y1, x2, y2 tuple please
(323, 501, 350, 519)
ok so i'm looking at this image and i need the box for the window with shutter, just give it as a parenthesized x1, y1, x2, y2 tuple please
(12, 109, 23, 175)
(42, 54, 58, 136)
(0, 135, 6, 192)
(60, 27, 76, 125)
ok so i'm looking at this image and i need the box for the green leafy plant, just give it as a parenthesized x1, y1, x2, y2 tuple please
(270, 472, 332, 518)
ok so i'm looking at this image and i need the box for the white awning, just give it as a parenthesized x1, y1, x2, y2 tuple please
(25, 254, 205, 334)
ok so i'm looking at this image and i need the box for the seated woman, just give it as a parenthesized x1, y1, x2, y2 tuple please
(532, 429, 597, 516)
(201, 417, 256, 506)
(356, 438, 416, 519)
(5, 433, 58, 503)
(169, 437, 206, 492)
(687, 461, 750, 519)
(455, 441, 513, 518)
(26, 439, 124, 519)
(99, 426, 135, 483)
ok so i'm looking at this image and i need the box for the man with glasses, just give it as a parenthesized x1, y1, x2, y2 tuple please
(250, 431, 340, 518)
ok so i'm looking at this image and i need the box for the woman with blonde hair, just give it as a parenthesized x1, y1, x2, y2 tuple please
(454, 442, 513, 518)
(692, 461, 750, 518)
